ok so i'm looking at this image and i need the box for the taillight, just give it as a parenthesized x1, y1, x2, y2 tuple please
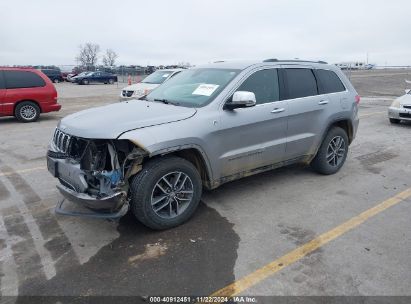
(355, 95, 360, 104)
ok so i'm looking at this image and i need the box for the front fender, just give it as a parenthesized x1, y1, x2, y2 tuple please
(118, 127, 214, 182)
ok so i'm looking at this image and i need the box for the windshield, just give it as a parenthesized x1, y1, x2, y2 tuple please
(142, 70, 176, 84)
(146, 68, 240, 107)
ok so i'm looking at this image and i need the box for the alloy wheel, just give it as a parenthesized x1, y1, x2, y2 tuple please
(20, 105, 36, 120)
(151, 171, 194, 219)
(326, 136, 346, 167)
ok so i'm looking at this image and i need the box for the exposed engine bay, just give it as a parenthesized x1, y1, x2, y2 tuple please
(47, 128, 146, 214)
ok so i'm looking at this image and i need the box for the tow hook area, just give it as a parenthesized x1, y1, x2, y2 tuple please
(55, 199, 129, 219)
(55, 184, 129, 219)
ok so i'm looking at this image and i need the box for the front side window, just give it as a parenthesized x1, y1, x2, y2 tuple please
(143, 70, 177, 84)
(284, 68, 318, 99)
(236, 69, 279, 104)
(4, 70, 46, 89)
(316, 69, 346, 94)
(146, 68, 240, 107)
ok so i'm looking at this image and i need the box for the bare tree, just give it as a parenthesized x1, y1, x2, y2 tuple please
(102, 49, 118, 67)
(76, 43, 100, 67)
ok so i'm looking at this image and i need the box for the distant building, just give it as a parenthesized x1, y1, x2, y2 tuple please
(335, 62, 374, 70)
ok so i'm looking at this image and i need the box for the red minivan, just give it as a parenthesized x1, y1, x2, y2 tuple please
(0, 67, 61, 122)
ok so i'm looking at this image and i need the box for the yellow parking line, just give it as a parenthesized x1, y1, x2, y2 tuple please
(211, 187, 411, 297)
(0, 166, 45, 177)
(359, 111, 385, 118)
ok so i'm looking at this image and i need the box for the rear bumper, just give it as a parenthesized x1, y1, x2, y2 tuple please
(44, 103, 61, 112)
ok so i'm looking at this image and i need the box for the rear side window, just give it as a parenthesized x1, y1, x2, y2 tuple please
(315, 69, 346, 94)
(237, 69, 279, 104)
(284, 68, 318, 99)
(4, 70, 46, 89)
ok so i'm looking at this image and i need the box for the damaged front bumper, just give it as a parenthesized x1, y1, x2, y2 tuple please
(55, 183, 129, 219)
(47, 128, 146, 219)
(47, 155, 129, 219)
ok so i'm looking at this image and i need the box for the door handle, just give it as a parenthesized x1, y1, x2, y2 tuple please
(318, 100, 329, 105)
(271, 108, 285, 113)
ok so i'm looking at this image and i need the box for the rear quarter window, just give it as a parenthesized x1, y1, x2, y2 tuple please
(284, 68, 318, 99)
(4, 70, 46, 89)
(315, 69, 346, 94)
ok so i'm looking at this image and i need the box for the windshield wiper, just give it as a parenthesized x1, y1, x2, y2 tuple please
(154, 99, 180, 106)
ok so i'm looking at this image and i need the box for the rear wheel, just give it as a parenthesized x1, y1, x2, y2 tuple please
(389, 118, 401, 124)
(54, 78, 60, 83)
(82, 79, 89, 85)
(311, 127, 349, 175)
(15, 101, 40, 123)
(130, 156, 202, 230)
(108, 79, 114, 84)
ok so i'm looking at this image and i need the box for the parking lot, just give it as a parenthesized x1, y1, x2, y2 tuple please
(0, 71, 410, 300)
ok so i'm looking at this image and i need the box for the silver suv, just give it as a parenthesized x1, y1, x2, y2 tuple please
(47, 59, 359, 230)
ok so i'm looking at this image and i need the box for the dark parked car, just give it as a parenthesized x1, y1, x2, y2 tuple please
(41, 69, 64, 83)
(0, 67, 61, 122)
(72, 71, 118, 85)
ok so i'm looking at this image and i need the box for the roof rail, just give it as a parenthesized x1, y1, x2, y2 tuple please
(263, 59, 328, 64)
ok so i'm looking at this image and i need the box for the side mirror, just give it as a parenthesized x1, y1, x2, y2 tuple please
(225, 91, 257, 110)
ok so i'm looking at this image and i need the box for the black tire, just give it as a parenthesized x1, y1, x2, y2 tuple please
(311, 127, 349, 175)
(54, 78, 60, 83)
(108, 79, 114, 84)
(389, 118, 401, 124)
(130, 156, 202, 230)
(82, 79, 89, 85)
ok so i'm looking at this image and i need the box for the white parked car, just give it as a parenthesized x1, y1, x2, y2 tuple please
(388, 81, 411, 124)
(119, 69, 182, 101)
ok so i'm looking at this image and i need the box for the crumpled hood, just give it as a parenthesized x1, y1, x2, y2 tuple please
(122, 83, 159, 96)
(59, 101, 196, 139)
(397, 94, 411, 106)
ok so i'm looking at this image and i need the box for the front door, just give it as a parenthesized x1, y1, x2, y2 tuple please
(216, 68, 288, 178)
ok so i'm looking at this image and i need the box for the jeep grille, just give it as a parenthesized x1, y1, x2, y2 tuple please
(53, 129, 72, 153)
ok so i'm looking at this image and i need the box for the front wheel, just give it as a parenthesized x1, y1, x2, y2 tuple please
(311, 127, 349, 175)
(130, 156, 202, 230)
(82, 79, 89, 85)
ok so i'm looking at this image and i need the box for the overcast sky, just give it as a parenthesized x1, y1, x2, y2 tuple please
(1, 0, 410, 67)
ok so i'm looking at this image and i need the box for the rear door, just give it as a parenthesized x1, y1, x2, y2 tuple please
(314, 68, 348, 109)
(88, 72, 97, 83)
(0, 71, 6, 115)
(281, 67, 333, 159)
